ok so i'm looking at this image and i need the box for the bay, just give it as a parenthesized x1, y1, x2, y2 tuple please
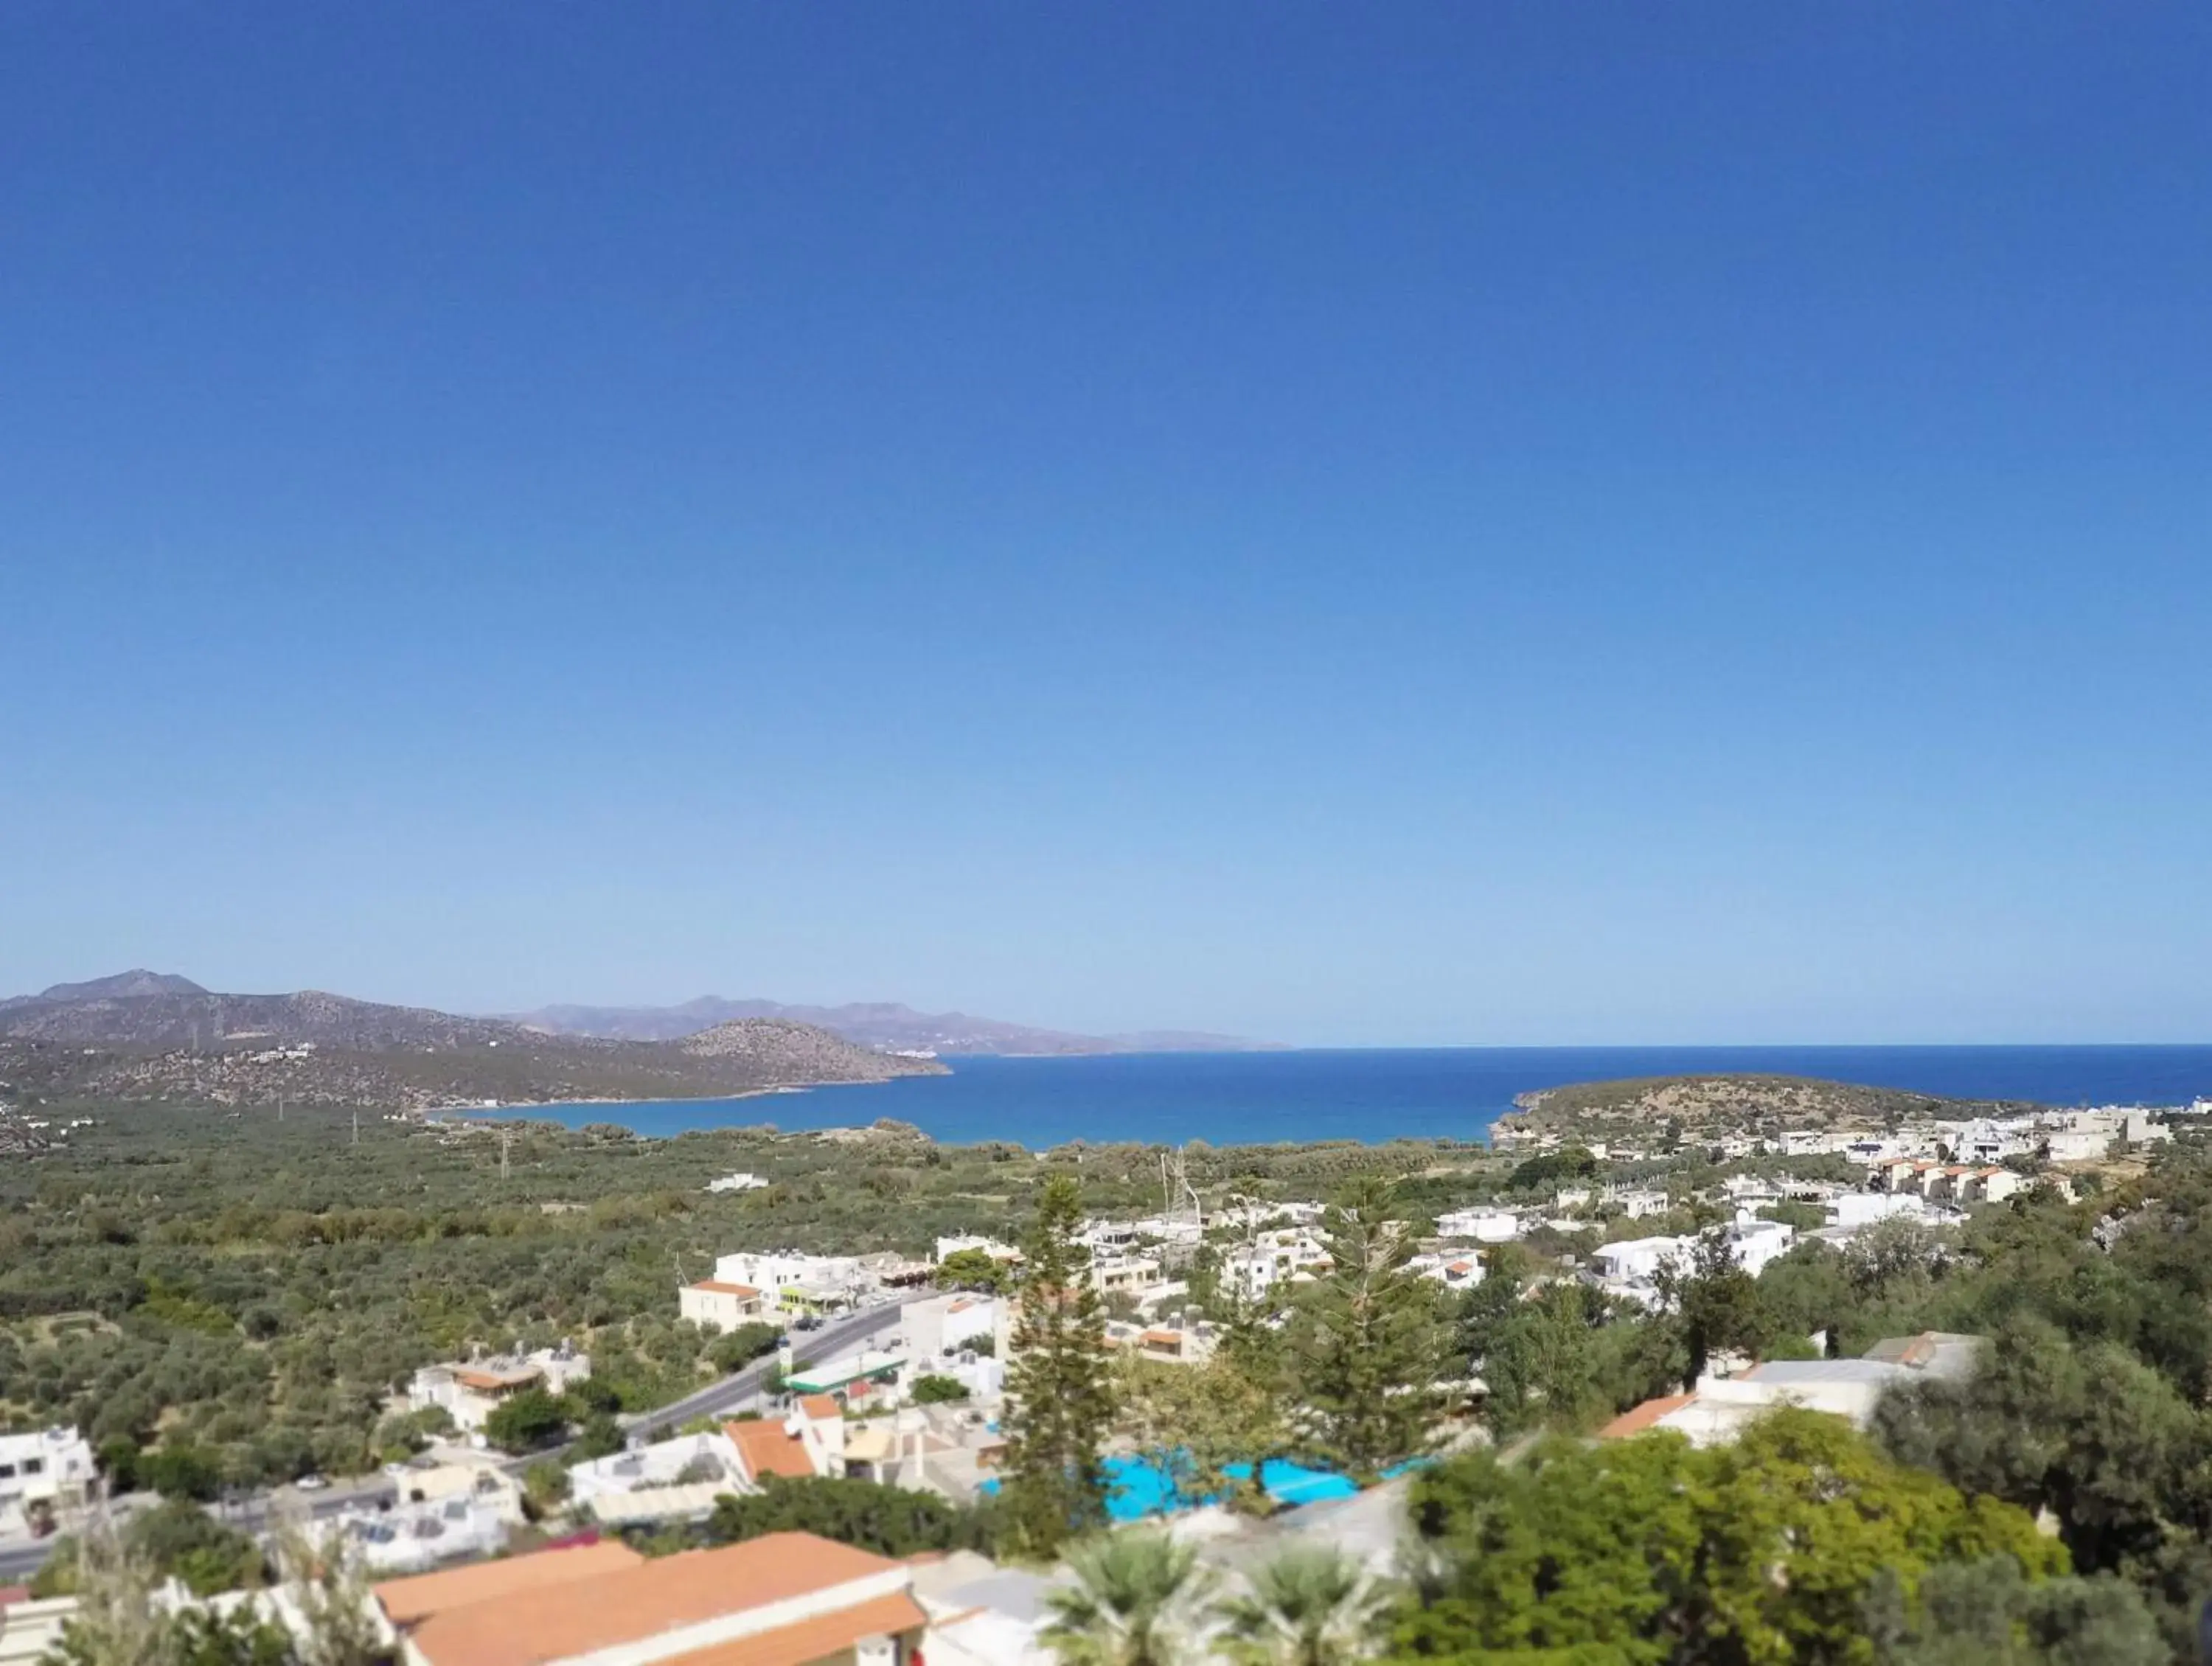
(495, 1043, 2212, 1149)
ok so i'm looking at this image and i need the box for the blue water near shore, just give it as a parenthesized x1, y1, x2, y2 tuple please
(497, 1044, 2212, 1149)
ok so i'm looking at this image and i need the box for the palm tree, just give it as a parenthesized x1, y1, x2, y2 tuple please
(1214, 1544, 1392, 1666)
(1042, 1529, 1215, 1666)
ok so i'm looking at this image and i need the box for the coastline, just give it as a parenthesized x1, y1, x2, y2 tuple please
(432, 1080, 859, 1121)
(437, 1045, 2212, 1151)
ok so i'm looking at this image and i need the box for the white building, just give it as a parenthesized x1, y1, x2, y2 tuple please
(339, 1492, 509, 1573)
(1085, 1252, 1164, 1298)
(1828, 1191, 1931, 1230)
(933, 1235, 1023, 1266)
(902, 1292, 999, 1363)
(568, 1430, 743, 1525)
(1409, 1252, 1485, 1293)
(1214, 1201, 1326, 1230)
(1777, 1130, 1851, 1157)
(0, 1595, 77, 1665)
(2043, 1129, 2111, 1164)
(1591, 1220, 1795, 1297)
(1220, 1228, 1330, 1301)
(0, 1426, 96, 1537)
(406, 1346, 591, 1433)
(1727, 1218, 1796, 1278)
(678, 1278, 768, 1334)
(705, 1172, 769, 1193)
(1605, 1188, 1672, 1220)
(1435, 1207, 1523, 1243)
(1602, 1334, 1983, 1450)
(712, 1250, 869, 1314)
(1590, 1235, 1694, 1292)
(2124, 1109, 2171, 1147)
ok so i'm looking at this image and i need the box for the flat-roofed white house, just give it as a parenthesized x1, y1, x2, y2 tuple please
(901, 1292, 998, 1362)
(0, 1426, 95, 1537)
(1591, 1235, 1694, 1292)
(2044, 1129, 2111, 1164)
(569, 1429, 745, 1526)
(1436, 1207, 1523, 1243)
(933, 1235, 1023, 1266)
(1221, 1229, 1330, 1300)
(713, 1251, 868, 1314)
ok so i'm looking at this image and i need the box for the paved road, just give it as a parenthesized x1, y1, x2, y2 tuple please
(627, 1295, 918, 1440)
(0, 1294, 925, 1580)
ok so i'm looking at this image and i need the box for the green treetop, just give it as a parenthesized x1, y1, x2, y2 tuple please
(1001, 1175, 1116, 1553)
(1292, 1177, 1447, 1480)
(1391, 1409, 2062, 1666)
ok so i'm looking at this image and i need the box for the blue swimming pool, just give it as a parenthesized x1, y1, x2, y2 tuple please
(981, 1454, 1360, 1519)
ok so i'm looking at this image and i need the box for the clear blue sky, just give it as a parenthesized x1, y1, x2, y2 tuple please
(4, 5, 2208, 1045)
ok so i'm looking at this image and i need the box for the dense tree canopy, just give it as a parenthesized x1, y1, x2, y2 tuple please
(0, 1103, 1474, 1491)
(1392, 1411, 2062, 1666)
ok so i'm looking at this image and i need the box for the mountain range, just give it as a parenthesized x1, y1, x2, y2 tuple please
(507, 996, 1270, 1055)
(0, 971, 1267, 1112)
(0, 972, 945, 1112)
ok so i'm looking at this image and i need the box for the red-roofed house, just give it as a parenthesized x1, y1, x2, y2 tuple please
(726, 1399, 845, 1485)
(1597, 1393, 1696, 1440)
(390, 1532, 925, 1666)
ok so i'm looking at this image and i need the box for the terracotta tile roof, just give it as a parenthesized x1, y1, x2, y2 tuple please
(656, 1592, 927, 1666)
(408, 1534, 900, 1666)
(690, 1280, 762, 1298)
(797, 1395, 841, 1421)
(726, 1419, 817, 1481)
(1597, 1393, 1695, 1440)
(453, 1365, 541, 1393)
(376, 1541, 645, 1627)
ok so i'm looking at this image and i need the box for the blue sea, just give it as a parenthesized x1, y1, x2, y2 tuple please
(501, 1045, 2212, 1148)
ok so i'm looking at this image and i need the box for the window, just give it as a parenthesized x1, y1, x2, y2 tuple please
(0, 1463, 15, 1479)
(23, 1459, 43, 1475)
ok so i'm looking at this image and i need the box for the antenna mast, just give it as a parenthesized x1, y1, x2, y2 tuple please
(1163, 1146, 1202, 1232)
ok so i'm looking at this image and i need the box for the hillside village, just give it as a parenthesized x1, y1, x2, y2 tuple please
(6, 1084, 2208, 1665)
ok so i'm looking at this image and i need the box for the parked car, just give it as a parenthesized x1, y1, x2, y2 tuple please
(294, 1474, 330, 1492)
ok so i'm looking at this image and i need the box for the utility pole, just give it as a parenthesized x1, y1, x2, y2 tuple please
(499, 1128, 512, 1181)
(351, 1105, 359, 1146)
(277, 1095, 285, 1123)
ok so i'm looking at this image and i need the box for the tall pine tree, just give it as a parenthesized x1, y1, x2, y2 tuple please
(1001, 1174, 1116, 1552)
(1292, 1176, 1445, 1480)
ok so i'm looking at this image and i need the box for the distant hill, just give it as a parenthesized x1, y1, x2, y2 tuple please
(509, 996, 1272, 1055)
(1494, 1072, 2032, 1143)
(0, 969, 207, 1011)
(0, 974, 945, 1111)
